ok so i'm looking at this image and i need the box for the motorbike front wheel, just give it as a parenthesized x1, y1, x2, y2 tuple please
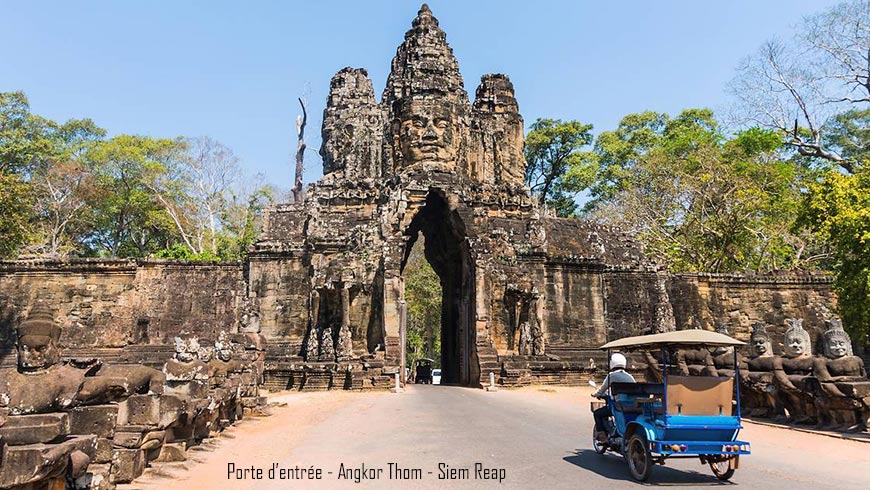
(592, 425, 608, 454)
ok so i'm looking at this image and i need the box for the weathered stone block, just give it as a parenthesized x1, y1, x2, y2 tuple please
(113, 428, 144, 449)
(0, 435, 97, 488)
(155, 441, 187, 462)
(165, 379, 209, 398)
(0, 412, 70, 445)
(111, 448, 146, 483)
(74, 462, 114, 490)
(94, 437, 113, 464)
(117, 394, 159, 426)
(68, 404, 118, 438)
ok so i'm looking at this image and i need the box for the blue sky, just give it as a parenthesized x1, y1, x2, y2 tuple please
(1, 1, 841, 190)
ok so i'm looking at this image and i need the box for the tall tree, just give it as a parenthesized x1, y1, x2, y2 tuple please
(146, 136, 241, 256)
(523, 118, 596, 217)
(730, 0, 870, 172)
(85, 135, 183, 257)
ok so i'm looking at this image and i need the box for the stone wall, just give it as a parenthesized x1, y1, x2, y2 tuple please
(0, 260, 246, 357)
(669, 272, 837, 351)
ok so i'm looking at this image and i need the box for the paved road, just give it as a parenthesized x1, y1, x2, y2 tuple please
(134, 385, 868, 489)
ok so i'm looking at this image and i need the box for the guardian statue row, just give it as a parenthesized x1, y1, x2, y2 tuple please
(0, 301, 269, 490)
(663, 319, 869, 431)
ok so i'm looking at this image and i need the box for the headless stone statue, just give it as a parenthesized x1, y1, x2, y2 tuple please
(711, 324, 739, 378)
(531, 324, 545, 356)
(518, 321, 531, 355)
(774, 319, 817, 424)
(676, 346, 718, 377)
(742, 323, 780, 418)
(319, 326, 336, 362)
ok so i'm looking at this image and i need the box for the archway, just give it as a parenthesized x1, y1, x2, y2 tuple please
(401, 190, 476, 385)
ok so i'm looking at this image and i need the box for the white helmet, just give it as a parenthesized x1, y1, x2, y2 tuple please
(610, 353, 627, 369)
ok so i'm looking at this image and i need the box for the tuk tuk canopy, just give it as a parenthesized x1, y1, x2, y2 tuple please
(600, 330, 745, 351)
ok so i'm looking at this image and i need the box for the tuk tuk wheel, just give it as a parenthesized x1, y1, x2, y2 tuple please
(592, 426, 608, 454)
(709, 456, 737, 481)
(626, 434, 653, 482)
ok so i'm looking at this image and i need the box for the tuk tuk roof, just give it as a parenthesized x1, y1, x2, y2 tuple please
(600, 330, 746, 351)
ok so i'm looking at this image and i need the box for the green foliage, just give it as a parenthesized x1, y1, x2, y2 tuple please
(0, 91, 274, 260)
(823, 109, 870, 164)
(154, 244, 221, 261)
(801, 165, 870, 342)
(84, 135, 185, 257)
(404, 239, 441, 367)
(524, 118, 596, 217)
(0, 172, 35, 258)
(588, 109, 814, 272)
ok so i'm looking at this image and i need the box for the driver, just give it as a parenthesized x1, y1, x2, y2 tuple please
(592, 353, 636, 442)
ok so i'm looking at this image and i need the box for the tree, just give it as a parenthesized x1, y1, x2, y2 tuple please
(146, 136, 241, 256)
(28, 119, 106, 257)
(292, 98, 307, 203)
(0, 172, 34, 258)
(404, 239, 441, 367)
(730, 0, 870, 172)
(801, 164, 870, 342)
(588, 109, 815, 272)
(85, 135, 184, 257)
(524, 118, 596, 217)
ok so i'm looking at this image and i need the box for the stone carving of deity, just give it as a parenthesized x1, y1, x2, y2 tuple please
(773, 319, 816, 423)
(395, 97, 456, 170)
(741, 322, 780, 418)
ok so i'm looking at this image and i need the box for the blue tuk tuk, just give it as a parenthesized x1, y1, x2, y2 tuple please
(590, 330, 751, 481)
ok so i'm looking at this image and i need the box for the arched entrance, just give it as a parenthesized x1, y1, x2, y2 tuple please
(401, 190, 476, 385)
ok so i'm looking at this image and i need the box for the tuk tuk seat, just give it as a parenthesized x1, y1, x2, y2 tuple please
(611, 382, 664, 414)
(666, 375, 733, 416)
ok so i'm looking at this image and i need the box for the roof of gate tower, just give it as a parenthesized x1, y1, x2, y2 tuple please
(382, 3, 469, 106)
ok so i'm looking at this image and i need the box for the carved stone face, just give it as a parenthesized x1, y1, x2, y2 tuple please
(825, 336, 849, 359)
(173, 337, 199, 363)
(398, 99, 454, 167)
(321, 124, 354, 171)
(17, 336, 61, 372)
(751, 336, 772, 357)
(785, 331, 809, 357)
(215, 341, 233, 362)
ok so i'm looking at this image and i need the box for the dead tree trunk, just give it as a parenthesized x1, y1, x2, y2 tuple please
(292, 97, 307, 203)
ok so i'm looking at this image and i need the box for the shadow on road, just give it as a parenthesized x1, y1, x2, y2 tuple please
(563, 449, 735, 486)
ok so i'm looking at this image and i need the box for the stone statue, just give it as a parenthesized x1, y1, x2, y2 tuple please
(337, 323, 353, 361)
(319, 326, 336, 362)
(163, 337, 209, 381)
(676, 347, 717, 376)
(531, 324, 545, 356)
(304, 289, 322, 361)
(811, 319, 869, 428)
(394, 97, 456, 170)
(239, 296, 261, 334)
(774, 319, 816, 424)
(711, 323, 739, 378)
(742, 322, 779, 418)
(0, 302, 89, 414)
(517, 321, 531, 355)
